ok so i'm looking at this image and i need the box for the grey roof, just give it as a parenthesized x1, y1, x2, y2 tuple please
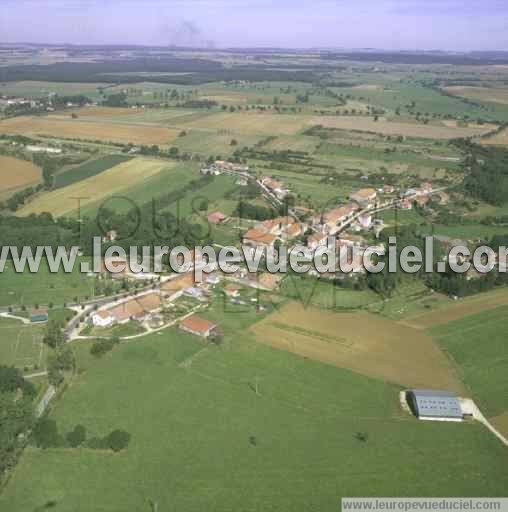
(408, 389, 462, 419)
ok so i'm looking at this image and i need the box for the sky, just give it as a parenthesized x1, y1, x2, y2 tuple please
(0, 0, 507, 51)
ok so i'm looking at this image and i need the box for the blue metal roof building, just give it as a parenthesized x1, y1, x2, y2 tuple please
(407, 389, 463, 422)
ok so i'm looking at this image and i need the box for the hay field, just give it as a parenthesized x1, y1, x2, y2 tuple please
(0, 115, 180, 145)
(18, 157, 174, 217)
(444, 86, 508, 105)
(174, 112, 309, 135)
(400, 287, 508, 330)
(312, 115, 496, 139)
(0, 155, 41, 199)
(481, 127, 508, 146)
(250, 302, 464, 391)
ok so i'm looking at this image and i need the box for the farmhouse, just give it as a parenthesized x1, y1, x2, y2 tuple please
(92, 292, 163, 327)
(243, 227, 279, 252)
(406, 389, 463, 422)
(215, 160, 249, 173)
(260, 177, 290, 199)
(317, 203, 359, 234)
(179, 314, 218, 338)
(223, 284, 241, 298)
(350, 188, 377, 208)
(207, 211, 228, 225)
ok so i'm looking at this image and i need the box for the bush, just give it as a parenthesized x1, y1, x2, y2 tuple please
(33, 419, 61, 449)
(66, 425, 86, 448)
(106, 430, 131, 452)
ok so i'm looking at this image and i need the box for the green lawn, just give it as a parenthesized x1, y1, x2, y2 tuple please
(429, 305, 508, 417)
(1, 308, 506, 511)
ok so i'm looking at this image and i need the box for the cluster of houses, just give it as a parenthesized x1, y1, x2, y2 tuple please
(259, 176, 291, 200)
(243, 216, 304, 253)
(201, 160, 249, 176)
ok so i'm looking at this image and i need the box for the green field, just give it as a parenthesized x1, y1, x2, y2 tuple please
(1, 302, 506, 511)
(0, 258, 96, 308)
(54, 154, 132, 189)
(280, 276, 380, 309)
(429, 305, 508, 417)
(0, 318, 46, 371)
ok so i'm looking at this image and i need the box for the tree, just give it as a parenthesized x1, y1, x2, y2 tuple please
(43, 320, 65, 348)
(230, 139, 238, 146)
(66, 425, 86, 448)
(33, 418, 61, 449)
(106, 429, 131, 452)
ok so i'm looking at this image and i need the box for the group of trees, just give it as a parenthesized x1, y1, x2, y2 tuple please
(0, 366, 36, 485)
(463, 143, 508, 206)
(33, 418, 130, 453)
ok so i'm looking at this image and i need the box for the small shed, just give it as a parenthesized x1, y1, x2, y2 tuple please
(406, 389, 463, 422)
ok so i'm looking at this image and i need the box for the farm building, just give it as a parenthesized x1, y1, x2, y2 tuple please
(30, 308, 49, 323)
(350, 188, 377, 208)
(207, 211, 228, 225)
(406, 389, 463, 422)
(179, 315, 218, 338)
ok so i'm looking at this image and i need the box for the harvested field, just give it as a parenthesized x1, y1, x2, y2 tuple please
(400, 287, 508, 329)
(481, 127, 508, 146)
(250, 302, 464, 391)
(18, 157, 174, 217)
(444, 86, 508, 105)
(0, 155, 41, 199)
(174, 112, 309, 135)
(0, 116, 180, 145)
(311, 116, 496, 139)
(491, 412, 508, 438)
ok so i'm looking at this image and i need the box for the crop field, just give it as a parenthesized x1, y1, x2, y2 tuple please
(18, 157, 175, 217)
(332, 82, 508, 122)
(481, 127, 508, 146)
(0, 81, 107, 99)
(0, 155, 41, 200)
(0, 116, 180, 145)
(313, 115, 496, 139)
(0, 257, 95, 308)
(443, 86, 508, 105)
(400, 287, 508, 330)
(1, 318, 507, 510)
(78, 161, 201, 217)
(0, 318, 46, 371)
(250, 302, 464, 391)
(175, 111, 311, 135)
(429, 305, 508, 418)
(53, 154, 132, 189)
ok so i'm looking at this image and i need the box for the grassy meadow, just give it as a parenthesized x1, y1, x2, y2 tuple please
(1, 309, 506, 511)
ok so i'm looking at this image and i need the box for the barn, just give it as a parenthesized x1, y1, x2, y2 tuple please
(406, 389, 463, 422)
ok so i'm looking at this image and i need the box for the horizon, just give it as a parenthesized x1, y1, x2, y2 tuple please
(1, 0, 507, 52)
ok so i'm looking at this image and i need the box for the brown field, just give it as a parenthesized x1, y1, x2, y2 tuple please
(0, 155, 41, 200)
(250, 302, 465, 391)
(400, 287, 508, 329)
(444, 86, 508, 105)
(490, 411, 508, 438)
(18, 157, 173, 217)
(313, 116, 496, 139)
(0, 116, 180, 146)
(53, 106, 136, 118)
(481, 127, 508, 146)
(174, 112, 308, 135)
